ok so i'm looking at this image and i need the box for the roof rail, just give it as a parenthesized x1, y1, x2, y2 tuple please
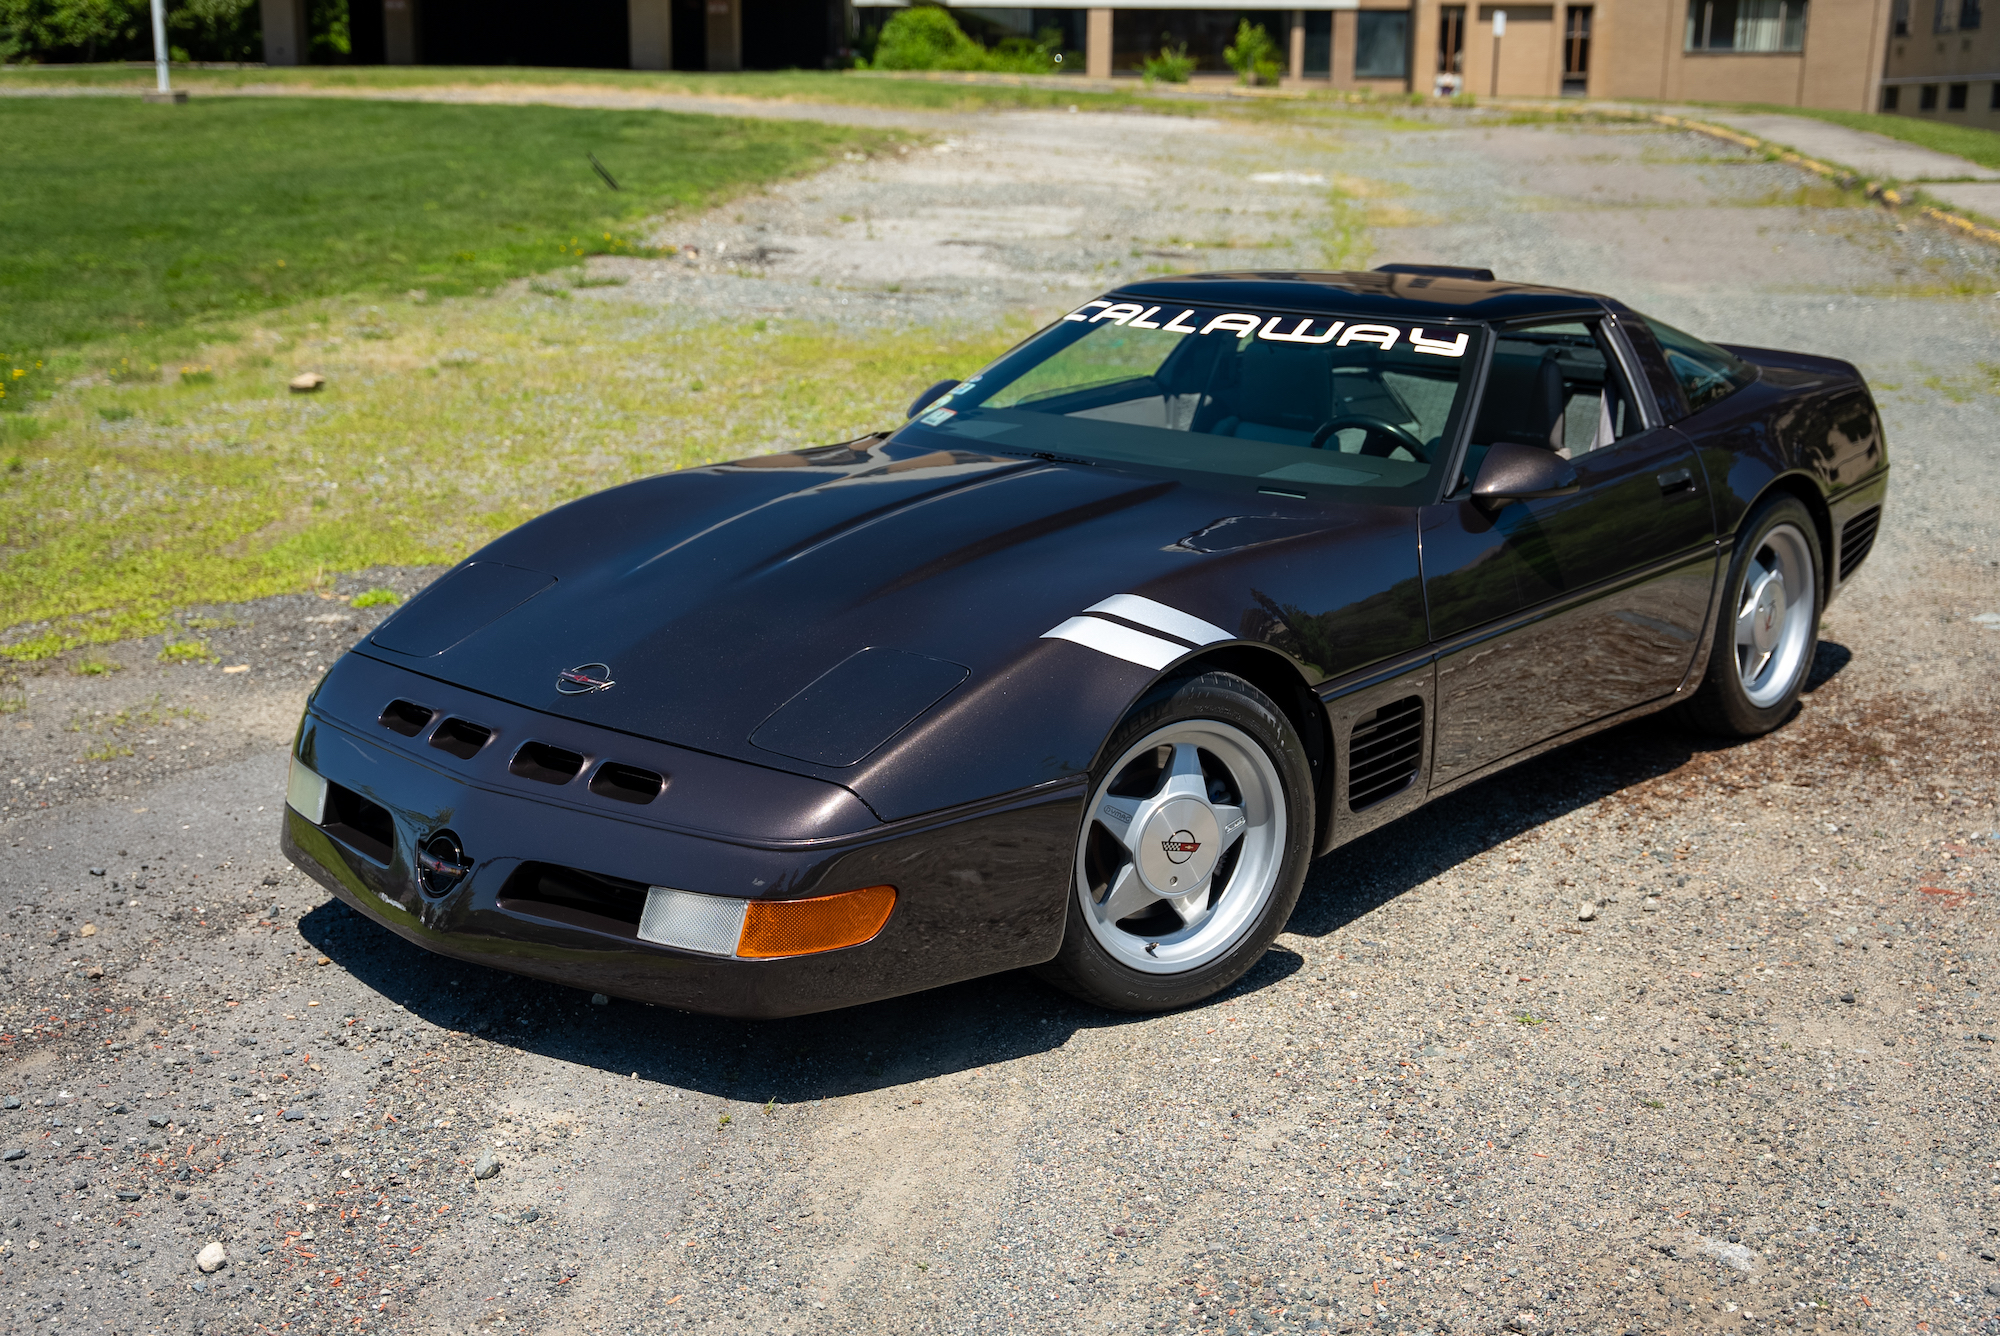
(1373, 263, 1497, 282)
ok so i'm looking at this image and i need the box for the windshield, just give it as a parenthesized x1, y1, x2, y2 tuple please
(894, 298, 1483, 504)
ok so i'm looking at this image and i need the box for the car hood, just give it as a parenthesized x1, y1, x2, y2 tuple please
(357, 437, 1425, 818)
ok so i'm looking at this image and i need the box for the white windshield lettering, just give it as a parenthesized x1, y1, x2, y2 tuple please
(1161, 309, 1200, 334)
(1337, 323, 1401, 350)
(1064, 300, 1113, 323)
(1127, 305, 1164, 329)
(1258, 316, 1343, 345)
(1200, 312, 1262, 338)
(1410, 328, 1470, 358)
(1093, 302, 1147, 324)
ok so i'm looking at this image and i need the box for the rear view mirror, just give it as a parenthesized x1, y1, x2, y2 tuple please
(908, 379, 961, 419)
(1471, 441, 1579, 512)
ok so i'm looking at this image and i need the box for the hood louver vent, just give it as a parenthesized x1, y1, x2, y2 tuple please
(1348, 696, 1424, 812)
(429, 717, 492, 760)
(1839, 507, 1881, 583)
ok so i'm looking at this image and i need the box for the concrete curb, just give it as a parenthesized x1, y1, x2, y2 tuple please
(1648, 111, 2000, 250)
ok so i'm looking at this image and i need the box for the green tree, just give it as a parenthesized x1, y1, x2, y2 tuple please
(1223, 19, 1281, 86)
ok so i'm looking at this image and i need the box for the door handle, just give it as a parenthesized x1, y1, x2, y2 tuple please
(1657, 467, 1697, 498)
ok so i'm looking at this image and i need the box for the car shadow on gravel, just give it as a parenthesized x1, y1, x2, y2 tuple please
(296, 644, 1851, 1102)
(295, 899, 1205, 1104)
(1288, 640, 1853, 940)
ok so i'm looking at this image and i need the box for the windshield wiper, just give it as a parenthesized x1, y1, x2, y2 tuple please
(991, 448, 1097, 467)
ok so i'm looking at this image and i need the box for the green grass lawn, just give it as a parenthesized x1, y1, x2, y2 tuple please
(1716, 102, 2000, 174)
(0, 63, 1164, 113)
(0, 95, 902, 379)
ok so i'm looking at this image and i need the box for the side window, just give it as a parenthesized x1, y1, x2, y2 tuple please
(1643, 316, 1757, 413)
(1468, 320, 1643, 463)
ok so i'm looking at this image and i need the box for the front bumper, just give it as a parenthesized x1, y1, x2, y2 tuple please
(281, 652, 1079, 1018)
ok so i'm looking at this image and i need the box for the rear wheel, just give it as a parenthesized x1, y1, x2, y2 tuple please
(1036, 671, 1314, 1012)
(1682, 494, 1822, 738)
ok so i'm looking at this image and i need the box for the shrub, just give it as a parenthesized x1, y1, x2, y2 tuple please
(869, 6, 989, 71)
(352, 587, 401, 608)
(1142, 41, 1194, 84)
(1223, 20, 1282, 87)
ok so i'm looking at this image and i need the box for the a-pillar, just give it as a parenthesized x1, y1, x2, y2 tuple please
(630, 0, 671, 69)
(707, 0, 742, 71)
(1287, 10, 1305, 83)
(1086, 7, 1112, 79)
(383, 0, 420, 64)
(259, 0, 307, 65)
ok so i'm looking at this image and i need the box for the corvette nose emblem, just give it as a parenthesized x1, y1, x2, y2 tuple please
(556, 662, 615, 695)
(1161, 831, 1201, 863)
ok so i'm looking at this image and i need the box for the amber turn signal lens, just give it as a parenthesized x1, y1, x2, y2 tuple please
(736, 885, 897, 959)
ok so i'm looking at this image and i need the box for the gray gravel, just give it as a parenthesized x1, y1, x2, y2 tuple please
(3, 102, 1999, 1336)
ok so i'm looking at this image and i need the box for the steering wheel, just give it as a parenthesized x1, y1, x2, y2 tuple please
(1308, 414, 1428, 461)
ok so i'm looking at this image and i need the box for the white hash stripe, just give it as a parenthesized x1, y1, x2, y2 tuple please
(1084, 594, 1231, 646)
(1040, 617, 1189, 671)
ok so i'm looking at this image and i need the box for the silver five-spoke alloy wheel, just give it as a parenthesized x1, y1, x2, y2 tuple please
(1074, 720, 1286, 975)
(1732, 521, 1816, 708)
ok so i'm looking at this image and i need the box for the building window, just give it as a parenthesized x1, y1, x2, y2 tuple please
(1962, 0, 1982, 29)
(1934, 0, 1957, 30)
(1883, 84, 1901, 109)
(1355, 10, 1410, 78)
(1948, 81, 1969, 107)
(1992, 80, 2000, 108)
(1304, 10, 1333, 75)
(1893, 0, 1910, 32)
(1563, 6, 1593, 93)
(1920, 82, 1939, 107)
(1438, 5, 1466, 77)
(1684, 0, 1808, 50)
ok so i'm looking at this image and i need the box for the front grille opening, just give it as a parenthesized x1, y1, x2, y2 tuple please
(589, 761, 666, 805)
(1348, 696, 1425, 812)
(1839, 506, 1881, 582)
(497, 862, 649, 939)
(509, 741, 585, 786)
(379, 699, 436, 738)
(322, 781, 394, 864)
(429, 716, 492, 760)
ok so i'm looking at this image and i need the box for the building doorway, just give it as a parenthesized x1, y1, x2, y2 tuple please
(1436, 5, 1466, 95)
(1562, 5, 1591, 95)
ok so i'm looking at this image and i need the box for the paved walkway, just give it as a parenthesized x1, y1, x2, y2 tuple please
(1691, 109, 2000, 182)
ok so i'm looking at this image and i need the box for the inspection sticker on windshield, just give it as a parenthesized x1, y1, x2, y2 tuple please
(1063, 300, 1469, 358)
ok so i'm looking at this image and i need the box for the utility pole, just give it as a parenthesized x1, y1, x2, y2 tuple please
(144, 0, 187, 104)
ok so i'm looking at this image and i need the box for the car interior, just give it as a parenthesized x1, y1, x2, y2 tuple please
(1452, 320, 1643, 493)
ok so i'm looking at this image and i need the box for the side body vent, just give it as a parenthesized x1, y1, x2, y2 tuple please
(1839, 506, 1881, 583)
(1348, 696, 1424, 812)
(429, 717, 492, 760)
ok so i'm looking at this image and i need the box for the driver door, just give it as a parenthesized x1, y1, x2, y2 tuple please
(1421, 318, 1717, 785)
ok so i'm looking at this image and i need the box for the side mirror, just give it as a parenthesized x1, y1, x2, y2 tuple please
(1470, 441, 1579, 512)
(907, 379, 961, 419)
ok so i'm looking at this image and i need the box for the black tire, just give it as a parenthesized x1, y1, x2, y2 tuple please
(1035, 670, 1315, 1013)
(1681, 493, 1823, 738)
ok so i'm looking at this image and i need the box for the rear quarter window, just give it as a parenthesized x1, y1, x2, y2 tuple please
(1644, 316, 1758, 414)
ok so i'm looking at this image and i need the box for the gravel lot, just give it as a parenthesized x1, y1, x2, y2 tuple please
(3, 102, 1998, 1336)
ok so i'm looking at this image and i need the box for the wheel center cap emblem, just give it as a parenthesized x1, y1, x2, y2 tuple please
(556, 662, 615, 695)
(1137, 799, 1221, 894)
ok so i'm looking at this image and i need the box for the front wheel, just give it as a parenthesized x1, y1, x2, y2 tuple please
(1682, 494, 1822, 738)
(1035, 671, 1315, 1012)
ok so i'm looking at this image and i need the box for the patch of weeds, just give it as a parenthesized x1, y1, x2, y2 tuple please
(762, 1097, 777, 1117)
(107, 358, 158, 384)
(1513, 1013, 1547, 1026)
(158, 639, 217, 665)
(84, 740, 134, 761)
(571, 275, 627, 288)
(1315, 181, 1373, 270)
(97, 406, 135, 422)
(352, 588, 401, 608)
(527, 279, 572, 300)
(68, 695, 206, 761)
(1641, 1099, 1666, 1109)
(717, 1114, 732, 1128)
(4, 455, 23, 474)
(1920, 362, 2000, 403)
(178, 365, 217, 387)
(0, 673, 22, 714)
(71, 657, 124, 677)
